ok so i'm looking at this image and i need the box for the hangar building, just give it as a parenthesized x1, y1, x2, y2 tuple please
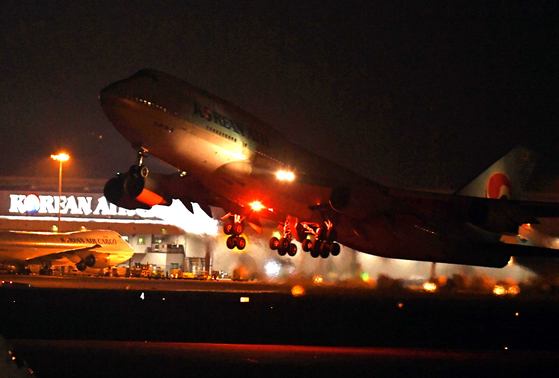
(0, 176, 219, 275)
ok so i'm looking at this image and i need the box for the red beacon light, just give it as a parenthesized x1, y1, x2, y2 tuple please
(249, 201, 265, 212)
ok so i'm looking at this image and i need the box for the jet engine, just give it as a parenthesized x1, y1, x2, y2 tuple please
(75, 254, 98, 272)
(329, 185, 388, 219)
(104, 166, 172, 210)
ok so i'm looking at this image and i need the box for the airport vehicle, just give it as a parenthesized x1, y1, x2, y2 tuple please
(139, 264, 154, 278)
(0, 229, 134, 274)
(100, 69, 559, 268)
(170, 269, 212, 280)
(150, 266, 168, 279)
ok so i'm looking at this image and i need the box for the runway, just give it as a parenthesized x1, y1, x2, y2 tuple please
(2, 274, 559, 377)
(9, 340, 559, 377)
(0, 273, 286, 292)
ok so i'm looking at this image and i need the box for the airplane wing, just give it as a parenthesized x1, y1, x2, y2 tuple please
(389, 189, 557, 230)
(25, 244, 102, 265)
(509, 200, 559, 219)
(104, 168, 238, 218)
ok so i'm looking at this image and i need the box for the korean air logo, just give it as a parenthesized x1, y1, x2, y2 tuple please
(23, 194, 41, 213)
(486, 173, 512, 199)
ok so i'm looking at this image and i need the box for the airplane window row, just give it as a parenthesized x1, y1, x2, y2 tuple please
(135, 98, 168, 113)
(255, 150, 282, 165)
(206, 126, 237, 143)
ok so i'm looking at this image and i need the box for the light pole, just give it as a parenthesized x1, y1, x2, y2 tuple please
(51, 153, 69, 227)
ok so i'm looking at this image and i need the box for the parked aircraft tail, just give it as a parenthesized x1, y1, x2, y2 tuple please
(456, 146, 536, 200)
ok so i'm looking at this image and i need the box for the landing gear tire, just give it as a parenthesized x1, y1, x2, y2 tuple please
(226, 236, 237, 250)
(278, 246, 287, 256)
(140, 165, 149, 178)
(310, 240, 321, 258)
(223, 221, 234, 235)
(327, 228, 337, 242)
(302, 239, 312, 252)
(232, 222, 243, 236)
(235, 236, 246, 250)
(330, 243, 341, 256)
(320, 242, 331, 258)
(269, 237, 280, 250)
(280, 237, 290, 251)
(287, 243, 297, 257)
(317, 227, 328, 241)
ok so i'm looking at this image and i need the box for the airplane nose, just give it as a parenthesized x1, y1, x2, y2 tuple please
(100, 81, 123, 103)
(100, 76, 135, 106)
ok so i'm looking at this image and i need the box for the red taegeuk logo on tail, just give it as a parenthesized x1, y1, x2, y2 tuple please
(486, 173, 512, 199)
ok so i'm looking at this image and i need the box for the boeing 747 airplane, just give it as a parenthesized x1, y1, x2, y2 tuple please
(100, 69, 559, 268)
(0, 229, 134, 274)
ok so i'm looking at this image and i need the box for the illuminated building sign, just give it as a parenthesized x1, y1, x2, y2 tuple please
(5, 193, 160, 220)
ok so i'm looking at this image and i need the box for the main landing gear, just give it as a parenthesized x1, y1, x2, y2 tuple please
(222, 214, 247, 250)
(300, 221, 341, 259)
(269, 217, 298, 257)
(39, 264, 53, 276)
(269, 219, 341, 259)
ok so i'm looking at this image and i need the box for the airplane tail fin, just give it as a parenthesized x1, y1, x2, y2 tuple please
(455, 146, 536, 200)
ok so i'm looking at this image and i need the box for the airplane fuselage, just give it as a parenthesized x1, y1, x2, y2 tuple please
(100, 69, 532, 268)
(0, 230, 134, 269)
(101, 70, 368, 225)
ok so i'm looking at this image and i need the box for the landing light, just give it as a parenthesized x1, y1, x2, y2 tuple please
(249, 201, 265, 212)
(276, 170, 295, 181)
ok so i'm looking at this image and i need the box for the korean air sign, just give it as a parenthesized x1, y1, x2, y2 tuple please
(7, 193, 159, 219)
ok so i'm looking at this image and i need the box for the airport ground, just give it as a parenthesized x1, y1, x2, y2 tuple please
(2, 274, 559, 377)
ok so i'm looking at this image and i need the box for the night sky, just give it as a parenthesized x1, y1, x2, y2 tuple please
(1, 2, 558, 192)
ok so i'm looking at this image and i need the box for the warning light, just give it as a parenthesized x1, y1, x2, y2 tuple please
(493, 285, 507, 296)
(508, 285, 520, 295)
(240, 297, 250, 303)
(291, 285, 305, 297)
(423, 282, 437, 292)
